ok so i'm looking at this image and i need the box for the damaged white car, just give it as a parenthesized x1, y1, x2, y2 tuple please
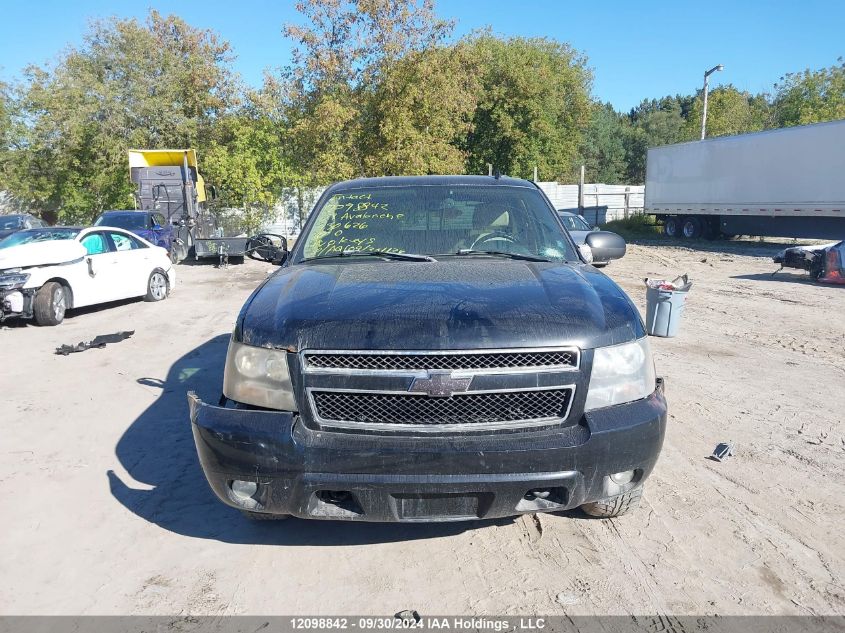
(0, 226, 176, 326)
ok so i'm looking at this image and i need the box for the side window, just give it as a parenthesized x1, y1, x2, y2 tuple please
(109, 231, 146, 251)
(153, 214, 166, 227)
(81, 233, 109, 255)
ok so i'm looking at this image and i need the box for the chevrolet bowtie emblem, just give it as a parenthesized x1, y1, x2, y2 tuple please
(409, 371, 472, 397)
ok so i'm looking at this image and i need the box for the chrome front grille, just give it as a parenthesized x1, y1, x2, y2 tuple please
(304, 349, 578, 372)
(311, 388, 574, 428)
(302, 348, 580, 432)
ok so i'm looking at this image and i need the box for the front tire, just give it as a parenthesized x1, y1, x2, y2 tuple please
(581, 486, 643, 518)
(663, 216, 680, 238)
(145, 270, 169, 302)
(33, 282, 67, 326)
(682, 216, 703, 239)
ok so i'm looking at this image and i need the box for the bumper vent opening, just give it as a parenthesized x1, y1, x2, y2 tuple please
(312, 388, 573, 428)
(310, 490, 364, 518)
(516, 487, 569, 512)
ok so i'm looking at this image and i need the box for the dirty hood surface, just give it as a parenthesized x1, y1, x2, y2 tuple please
(0, 240, 86, 271)
(238, 260, 644, 351)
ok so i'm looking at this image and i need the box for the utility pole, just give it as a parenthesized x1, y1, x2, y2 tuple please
(701, 64, 724, 140)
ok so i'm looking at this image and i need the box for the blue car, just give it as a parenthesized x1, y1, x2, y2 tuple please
(94, 210, 175, 260)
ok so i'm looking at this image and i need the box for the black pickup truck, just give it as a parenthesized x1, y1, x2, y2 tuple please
(189, 175, 667, 522)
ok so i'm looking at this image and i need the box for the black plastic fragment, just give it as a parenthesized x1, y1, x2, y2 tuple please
(55, 330, 135, 356)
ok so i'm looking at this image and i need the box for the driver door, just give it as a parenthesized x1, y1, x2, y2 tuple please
(75, 231, 122, 307)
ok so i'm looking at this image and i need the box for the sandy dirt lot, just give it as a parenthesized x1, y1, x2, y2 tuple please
(1, 240, 843, 617)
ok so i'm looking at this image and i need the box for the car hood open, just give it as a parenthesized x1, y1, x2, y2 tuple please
(237, 259, 645, 351)
(0, 240, 86, 271)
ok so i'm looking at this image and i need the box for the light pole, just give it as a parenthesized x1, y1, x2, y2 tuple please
(701, 64, 724, 140)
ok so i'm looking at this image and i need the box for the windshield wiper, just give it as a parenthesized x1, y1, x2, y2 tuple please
(302, 250, 437, 262)
(451, 249, 552, 262)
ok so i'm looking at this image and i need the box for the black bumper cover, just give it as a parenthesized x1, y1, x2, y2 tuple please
(189, 380, 667, 522)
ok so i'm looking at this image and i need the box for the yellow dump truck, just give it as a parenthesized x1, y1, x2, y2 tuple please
(128, 149, 249, 262)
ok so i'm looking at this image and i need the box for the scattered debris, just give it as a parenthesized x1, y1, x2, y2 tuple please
(555, 592, 581, 606)
(772, 241, 845, 283)
(645, 273, 693, 291)
(709, 442, 734, 462)
(55, 331, 134, 355)
(394, 610, 421, 623)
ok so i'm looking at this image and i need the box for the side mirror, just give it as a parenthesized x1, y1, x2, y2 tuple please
(585, 231, 626, 262)
(152, 224, 163, 231)
(247, 233, 288, 264)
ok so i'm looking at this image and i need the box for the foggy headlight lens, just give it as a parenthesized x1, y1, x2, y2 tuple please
(0, 272, 30, 290)
(223, 340, 298, 411)
(584, 337, 656, 411)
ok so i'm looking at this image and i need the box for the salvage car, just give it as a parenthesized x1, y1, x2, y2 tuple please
(189, 175, 666, 522)
(94, 210, 175, 259)
(0, 226, 175, 326)
(0, 213, 45, 241)
(557, 210, 623, 267)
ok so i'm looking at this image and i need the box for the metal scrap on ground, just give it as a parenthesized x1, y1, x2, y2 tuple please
(55, 331, 135, 355)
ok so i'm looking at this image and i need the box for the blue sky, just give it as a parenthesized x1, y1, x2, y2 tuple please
(0, 0, 841, 112)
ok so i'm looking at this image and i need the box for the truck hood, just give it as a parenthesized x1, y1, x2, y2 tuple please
(0, 240, 86, 271)
(238, 260, 645, 351)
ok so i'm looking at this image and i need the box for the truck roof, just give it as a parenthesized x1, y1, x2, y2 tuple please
(324, 175, 538, 194)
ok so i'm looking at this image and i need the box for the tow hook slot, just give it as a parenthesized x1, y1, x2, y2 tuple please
(516, 487, 568, 512)
(310, 490, 364, 518)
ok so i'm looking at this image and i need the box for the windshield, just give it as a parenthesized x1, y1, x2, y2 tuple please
(558, 213, 591, 231)
(297, 185, 578, 263)
(95, 213, 148, 230)
(0, 215, 23, 230)
(0, 228, 81, 249)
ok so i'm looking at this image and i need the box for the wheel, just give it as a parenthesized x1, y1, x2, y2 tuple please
(663, 216, 680, 238)
(144, 270, 169, 302)
(682, 216, 703, 239)
(241, 510, 290, 521)
(581, 486, 643, 518)
(33, 282, 67, 326)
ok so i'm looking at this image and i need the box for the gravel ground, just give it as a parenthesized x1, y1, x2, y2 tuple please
(1, 240, 842, 617)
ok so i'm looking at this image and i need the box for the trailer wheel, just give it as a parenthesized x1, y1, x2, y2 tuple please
(663, 216, 681, 238)
(682, 216, 703, 239)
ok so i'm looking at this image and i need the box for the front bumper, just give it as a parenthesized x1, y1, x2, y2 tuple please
(0, 288, 34, 321)
(189, 380, 667, 522)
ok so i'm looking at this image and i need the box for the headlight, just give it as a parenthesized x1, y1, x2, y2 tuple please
(584, 337, 656, 411)
(223, 340, 298, 411)
(0, 272, 30, 290)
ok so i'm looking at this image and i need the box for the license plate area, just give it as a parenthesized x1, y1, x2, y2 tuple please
(392, 492, 493, 521)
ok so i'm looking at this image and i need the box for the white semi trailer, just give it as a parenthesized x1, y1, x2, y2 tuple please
(645, 119, 845, 240)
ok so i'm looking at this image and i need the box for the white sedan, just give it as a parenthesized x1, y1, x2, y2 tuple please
(0, 226, 176, 326)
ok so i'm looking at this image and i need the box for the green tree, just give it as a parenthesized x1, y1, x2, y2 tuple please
(279, 0, 455, 184)
(579, 103, 629, 184)
(361, 42, 480, 175)
(774, 58, 845, 126)
(622, 97, 688, 182)
(683, 85, 772, 139)
(462, 35, 592, 181)
(5, 11, 238, 223)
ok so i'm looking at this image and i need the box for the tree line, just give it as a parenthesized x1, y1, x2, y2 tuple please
(0, 0, 842, 224)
